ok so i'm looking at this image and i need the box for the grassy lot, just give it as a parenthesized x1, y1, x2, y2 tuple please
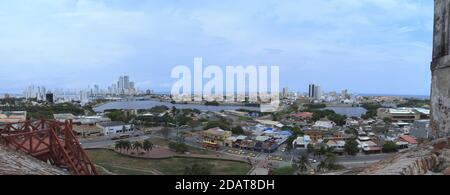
(142, 137, 215, 155)
(87, 149, 251, 175)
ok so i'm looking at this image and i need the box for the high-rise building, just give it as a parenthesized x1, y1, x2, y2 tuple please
(118, 76, 124, 94)
(341, 89, 349, 99)
(124, 76, 130, 90)
(46, 93, 54, 103)
(129, 81, 135, 94)
(309, 84, 316, 98)
(94, 85, 100, 95)
(308, 84, 322, 100)
(315, 86, 322, 100)
(282, 87, 289, 98)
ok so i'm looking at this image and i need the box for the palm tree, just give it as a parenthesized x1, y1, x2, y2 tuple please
(143, 140, 154, 154)
(160, 127, 171, 139)
(115, 140, 124, 152)
(133, 141, 143, 154)
(307, 144, 315, 155)
(318, 153, 338, 172)
(123, 140, 132, 153)
(294, 154, 311, 175)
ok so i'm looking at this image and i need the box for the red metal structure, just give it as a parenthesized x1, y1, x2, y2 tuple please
(0, 119, 98, 175)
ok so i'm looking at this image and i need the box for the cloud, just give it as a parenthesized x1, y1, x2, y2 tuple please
(0, 0, 435, 95)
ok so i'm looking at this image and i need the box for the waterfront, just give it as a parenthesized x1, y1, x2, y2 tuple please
(93, 100, 260, 112)
(322, 107, 367, 117)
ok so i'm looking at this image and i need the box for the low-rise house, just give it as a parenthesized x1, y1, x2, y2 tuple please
(397, 135, 418, 149)
(0, 111, 27, 124)
(292, 112, 313, 120)
(313, 119, 336, 130)
(304, 131, 324, 142)
(73, 125, 103, 136)
(54, 114, 111, 125)
(326, 140, 346, 154)
(292, 136, 311, 149)
(377, 107, 430, 123)
(255, 119, 284, 129)
(410, 120, 432, 139)
(360, 141, 382, 154)
(53, 113, 76, 122)
(224, 135, 247, 148)
(345, 118, 359, 127)
(202, 127, 232, 150)
(96, 121, 132, 135)
(358, 136, 371, 142)
(75, 116, 111, 125)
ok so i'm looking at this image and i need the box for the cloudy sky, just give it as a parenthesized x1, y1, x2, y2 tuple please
(0, 0, 434, 95)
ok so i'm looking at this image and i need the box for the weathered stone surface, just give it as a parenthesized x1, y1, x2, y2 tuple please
(431, 0, 450, 139)
(0, 145, 68, 175)
(444, 167, 450, 175)
(357, 144, 450, 175)
(434, 138, 449, 150)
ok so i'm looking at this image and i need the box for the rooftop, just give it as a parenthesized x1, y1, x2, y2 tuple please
(97, 121, 127, 127)
(203, 127, 231, 137)
(399, 135, 419, 145)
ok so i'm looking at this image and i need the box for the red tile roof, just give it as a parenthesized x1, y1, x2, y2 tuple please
(399, 135, 418, 145)
(292, 112, 313, 119)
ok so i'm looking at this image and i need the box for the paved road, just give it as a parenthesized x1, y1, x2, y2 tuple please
(81, 134, 151, 149)
(337, 153, 395, 167)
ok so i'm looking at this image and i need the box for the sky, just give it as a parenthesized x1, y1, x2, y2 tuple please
(0, 0, 434, 95)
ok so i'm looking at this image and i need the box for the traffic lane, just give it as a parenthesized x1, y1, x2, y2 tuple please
(81, 135, 151, 149)
(337, 153, 395, 163)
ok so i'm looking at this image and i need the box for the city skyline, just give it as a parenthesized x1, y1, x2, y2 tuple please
(14, 80, 430, 99)
(0, 0, 434, 95)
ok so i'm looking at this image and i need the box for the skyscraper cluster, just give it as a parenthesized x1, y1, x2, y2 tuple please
(24, 86, 47, 101)
(107, 75, 136, 95)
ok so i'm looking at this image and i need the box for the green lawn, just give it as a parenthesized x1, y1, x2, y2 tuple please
(271, 166, 296, 175)
(87, 149, 251, 175)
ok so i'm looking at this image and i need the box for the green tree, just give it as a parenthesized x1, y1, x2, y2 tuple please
(204, 120, 230, 130)
(132, 141, 143, 153)
(271, 166, 296, 175)
(382, 141, 399, 153)
(272, 113, 281, 121)
(286, 135, 297, 150)
(184, 163, 211, 175)
(383, 117, 393, 124)
(231, 126, 245, 135)
(160, 127, 171, 139)
(115, 140, 124, 152)
(171, 106, 178, 115)
(122, 140, 132, 152)
(143, 140, 154, 153)
(318, 145, 327, 158)
(294, 155, 311, 174)
(283, 126, 302, 136)
(307, 144, 316, 155)
(318, 153, 339, 172)
(205, 101, 220, 106)
(305, 104, 327, 109)
(288, 104, 299, 113)
(169, 142, 189, 154)
(106, 110, 129, 123)
(327, 113, 347, 126)
(344, 139, 360, 156)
